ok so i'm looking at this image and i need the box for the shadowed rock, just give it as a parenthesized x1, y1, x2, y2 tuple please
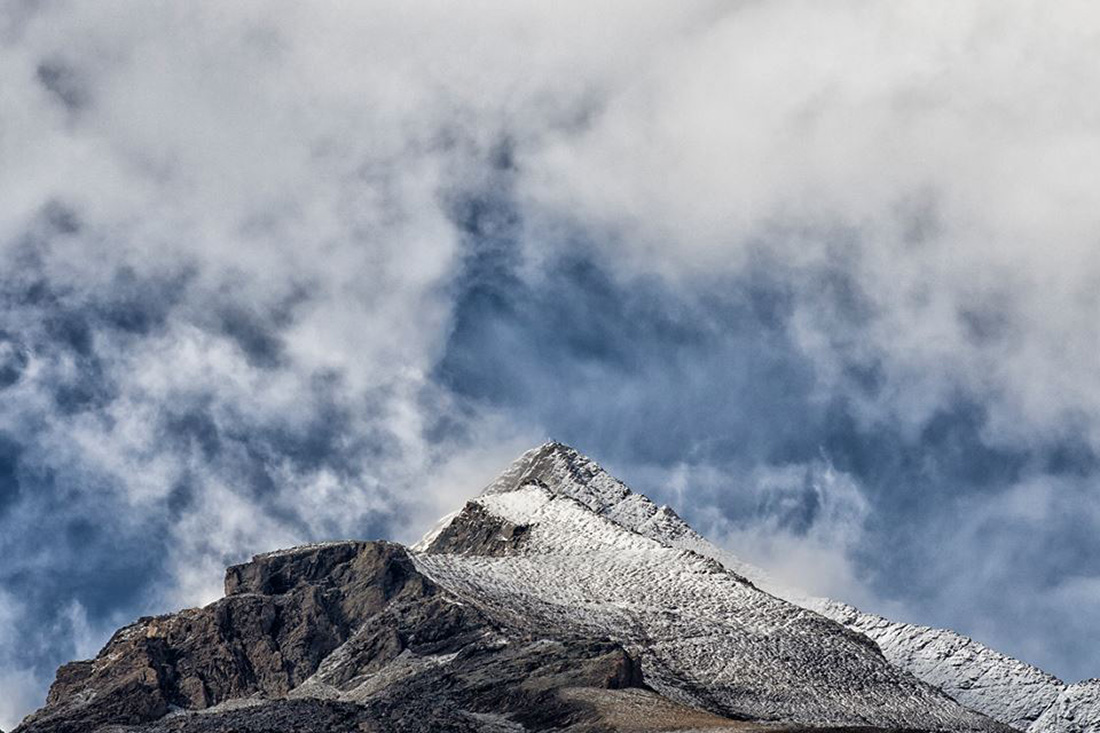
(15, 539, 655, 732)
(422, 500, 532, 556)
(15, 444, 1033, 733)
(16, 542, 440, 733)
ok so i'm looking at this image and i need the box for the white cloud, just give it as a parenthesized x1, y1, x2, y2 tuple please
(4, 0, 1100, 721)
(0, 592, 37, 731)
(521, 0, 1100, 447)
(662, 457, 876, 604)
(0, 667, 39, 732)
(0, 594, 98, 731)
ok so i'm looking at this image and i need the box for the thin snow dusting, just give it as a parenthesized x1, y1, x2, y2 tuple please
(250, 541, 360, 561)
(294, 648, 463, 702)
(1031, 680, 1100, 733)
(827, 606, 1066, 731)
(413, 479, 1003, 730)
(416, 442, 1097, 733)
(411, 509, 460, 553)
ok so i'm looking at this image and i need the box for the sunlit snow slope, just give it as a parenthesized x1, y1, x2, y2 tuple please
(413, 443, 1009, 731)
(416, 442, 1096, 733)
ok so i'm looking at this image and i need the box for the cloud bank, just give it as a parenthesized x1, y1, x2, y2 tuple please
(2, 1, 1100, 726)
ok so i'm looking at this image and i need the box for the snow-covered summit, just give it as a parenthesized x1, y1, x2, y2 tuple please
(422, 442, 1095, 733)
(476, 441, 727, 556)
(414, 443, 1010, 731)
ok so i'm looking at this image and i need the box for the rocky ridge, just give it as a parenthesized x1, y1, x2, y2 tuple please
(13, 442, 1097, 732)
(1031, 680, 1100, 733)
(413, 461, 1007, 730)
(468, 443, 1092, 733)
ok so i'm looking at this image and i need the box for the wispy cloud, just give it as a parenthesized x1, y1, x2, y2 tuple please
(2, 2, 1100, 727)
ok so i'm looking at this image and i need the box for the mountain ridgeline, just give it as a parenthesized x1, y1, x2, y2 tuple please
(15, 443, 1099, 733)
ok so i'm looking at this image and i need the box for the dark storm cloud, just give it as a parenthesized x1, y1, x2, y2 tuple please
(216, 305, 286, 369)
(439, 258, 815, 466)
(0, 429, 170, 670)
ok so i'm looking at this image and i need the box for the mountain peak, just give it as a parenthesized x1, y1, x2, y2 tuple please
(409, 447, 1008, 731)
(480, 441, 629, 505)
(17, 443, 1093, 733)
(443, 440, 706, 558)
(428, 443, 1080, 732)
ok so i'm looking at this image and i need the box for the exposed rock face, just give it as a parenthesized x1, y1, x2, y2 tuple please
(17, 541, 440, 732)
(423, 500, 532, 557)
(14, 442, 1095, 732)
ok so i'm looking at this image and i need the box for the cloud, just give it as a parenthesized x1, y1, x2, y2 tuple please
(521, 1, 1100, 448)
(0, 592, 100, 731)
(910, 474, 1100, 678)
(3, 1, 1100, 726)
(0, 2, 711, 721)
(0, 592, 40, 731)
(663, 457, 876, 604)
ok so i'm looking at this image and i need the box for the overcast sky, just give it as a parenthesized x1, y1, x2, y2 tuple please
(3, 1, 1100, 727)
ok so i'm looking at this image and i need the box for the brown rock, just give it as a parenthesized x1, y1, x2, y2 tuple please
(15, 541, 439, 733)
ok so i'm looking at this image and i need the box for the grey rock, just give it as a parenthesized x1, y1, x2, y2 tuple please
(18, 442, 1061, 733)
(16, 542, 439, 733)
(423, 500, 532, 556)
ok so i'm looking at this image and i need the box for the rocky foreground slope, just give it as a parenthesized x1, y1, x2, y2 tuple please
(14, 443, 1097, 732)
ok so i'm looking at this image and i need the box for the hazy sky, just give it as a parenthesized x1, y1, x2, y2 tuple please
(3, 2, 1100, 727)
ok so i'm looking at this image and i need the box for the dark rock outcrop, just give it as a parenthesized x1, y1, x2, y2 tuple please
(16, 542, 441, 733)
(15, 538, 657, 733)
(423, 501, 531, 556)
(16, 443, 1029, 733)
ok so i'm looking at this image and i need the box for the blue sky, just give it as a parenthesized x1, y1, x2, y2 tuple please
(3, 2, 1100, 727)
